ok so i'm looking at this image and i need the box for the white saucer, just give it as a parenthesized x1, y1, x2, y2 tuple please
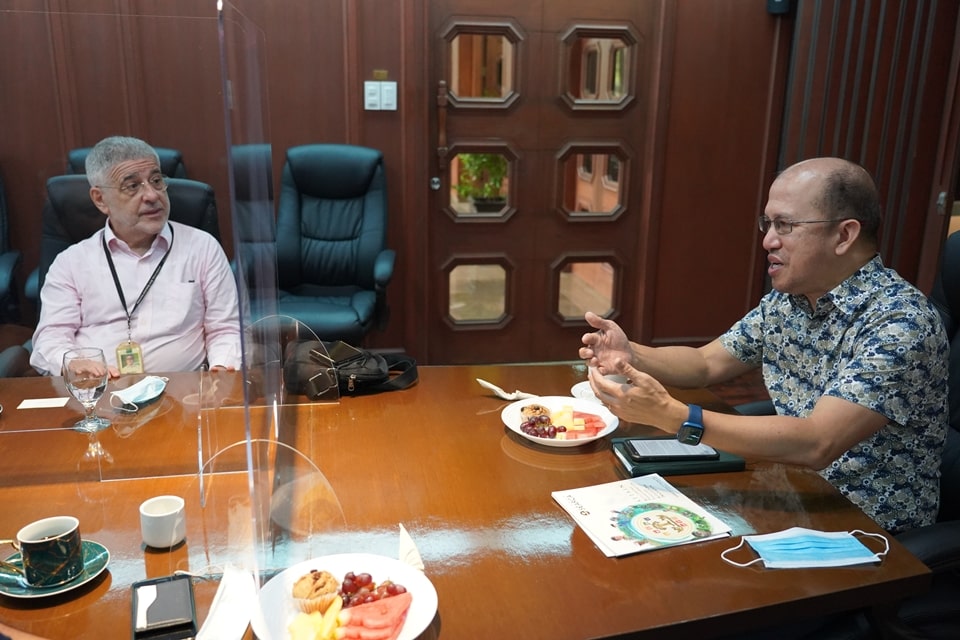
(570, 375, 628, 403)
(0, 539, 110, 599)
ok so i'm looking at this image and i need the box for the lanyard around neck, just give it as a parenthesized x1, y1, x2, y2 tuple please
(102, 224, 175, 339)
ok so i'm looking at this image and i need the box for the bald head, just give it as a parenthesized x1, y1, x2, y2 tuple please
(779, 157, 882, 246)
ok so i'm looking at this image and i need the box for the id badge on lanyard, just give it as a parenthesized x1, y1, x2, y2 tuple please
(103, 225, 174, 375)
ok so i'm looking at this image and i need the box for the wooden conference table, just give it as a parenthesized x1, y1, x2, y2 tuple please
(0, 363, 930, 639)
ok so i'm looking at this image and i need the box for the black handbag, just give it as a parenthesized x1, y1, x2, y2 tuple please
(284, 340, 418, 398)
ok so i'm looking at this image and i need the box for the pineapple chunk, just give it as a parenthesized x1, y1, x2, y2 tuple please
(551, 405, 575, 429)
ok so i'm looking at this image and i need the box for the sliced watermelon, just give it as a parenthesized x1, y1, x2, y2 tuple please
(337, 591, 412, 640)
(573, 411, 606, 430)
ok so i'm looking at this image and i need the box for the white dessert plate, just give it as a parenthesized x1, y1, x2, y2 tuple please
(253, 552, 438, 640)
(500, 395, 618, 448)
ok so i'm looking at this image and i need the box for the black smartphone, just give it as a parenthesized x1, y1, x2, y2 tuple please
(310, 340, 364, 367)
(131, 574, 197, 639)
(626, 438, 719, 462)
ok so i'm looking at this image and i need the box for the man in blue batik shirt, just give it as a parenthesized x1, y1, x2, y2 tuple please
(581, 157, 948, 534)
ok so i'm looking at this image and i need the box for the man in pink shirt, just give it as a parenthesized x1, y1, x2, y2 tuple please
(30, 136, 241, 377)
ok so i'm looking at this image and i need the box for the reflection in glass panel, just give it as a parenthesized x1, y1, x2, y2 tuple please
(559, 262, 615, 319)
(450, 152, 509, 216)
(605, 155, 620, 183)
(449, 33, 514, 99)
(579, 154, 593, 176)
(610, 47, 625, 98)
(449, 264, 506, 322)
(566, 36, 631, 102)
(583, 48, 599, 97)
(562, 153, 622, 215)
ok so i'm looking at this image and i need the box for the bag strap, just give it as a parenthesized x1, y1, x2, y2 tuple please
(370, 354, 418, 391)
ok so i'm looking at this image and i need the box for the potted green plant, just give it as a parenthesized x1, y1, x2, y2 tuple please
(455, 153, 508, 212)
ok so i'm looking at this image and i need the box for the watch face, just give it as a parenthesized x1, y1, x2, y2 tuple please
(677, 424, 703, 446)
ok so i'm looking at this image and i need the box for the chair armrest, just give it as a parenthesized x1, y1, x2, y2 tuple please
(374, 249, 396, 288)
(24, 267, 38, 301)
(896, 519, 960, 573)
(0, 250, 21, 299)
(734, 399, 775, 416)
(0, 345, 31, 378)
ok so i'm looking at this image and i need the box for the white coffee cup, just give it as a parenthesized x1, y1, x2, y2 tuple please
(139, 495, 186, 549)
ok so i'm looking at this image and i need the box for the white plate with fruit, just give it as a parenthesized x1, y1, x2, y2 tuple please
(253, 552, 438, 640)
(501, 396, 619, 448)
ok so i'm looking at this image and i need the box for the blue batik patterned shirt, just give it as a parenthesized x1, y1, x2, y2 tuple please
(720, 255, 948, 533)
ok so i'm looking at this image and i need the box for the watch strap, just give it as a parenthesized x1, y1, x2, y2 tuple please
(686, 404, 703, 427)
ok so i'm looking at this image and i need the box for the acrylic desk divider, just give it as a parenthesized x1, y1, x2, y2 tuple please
(193, 314, 346, 589)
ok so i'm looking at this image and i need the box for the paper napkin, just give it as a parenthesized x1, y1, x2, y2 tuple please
(17, 397, 69, 409)
(398, 523, 425, 572)
(196, 565, 256, 640)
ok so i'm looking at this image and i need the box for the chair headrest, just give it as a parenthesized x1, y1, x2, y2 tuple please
(284, 144, 383, 199)
(931, 231, 960, 339)
(43, 175, 219, 242)
(66, 146, 188, 178)
(45, 175, 104, 242)
(231, 144, 274, 202)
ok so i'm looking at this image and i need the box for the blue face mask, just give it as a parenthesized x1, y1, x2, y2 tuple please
(109, 375, 168, 413)
(720, 526, 889, 569)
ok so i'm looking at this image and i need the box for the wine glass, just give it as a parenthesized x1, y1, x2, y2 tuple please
(62, 347, 111, 433)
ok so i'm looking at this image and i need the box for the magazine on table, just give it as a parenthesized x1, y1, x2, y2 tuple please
(552, 473, 732, 557)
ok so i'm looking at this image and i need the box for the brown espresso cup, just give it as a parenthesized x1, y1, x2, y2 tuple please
(3, 516, 84, 587)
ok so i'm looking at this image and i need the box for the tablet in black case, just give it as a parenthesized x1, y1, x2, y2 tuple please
(611, 436, 746, 477)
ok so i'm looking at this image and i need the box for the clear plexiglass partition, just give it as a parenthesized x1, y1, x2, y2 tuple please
(0, 0, 346, 626)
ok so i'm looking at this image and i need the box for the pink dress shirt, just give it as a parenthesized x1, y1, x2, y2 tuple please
(30, 221, 241, 375)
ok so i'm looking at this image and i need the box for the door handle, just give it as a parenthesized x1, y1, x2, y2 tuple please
(436, 80, 449, 171)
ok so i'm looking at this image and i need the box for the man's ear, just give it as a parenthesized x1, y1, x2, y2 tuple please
(835, 218, 862, 255)
(89, 187, 110, 215)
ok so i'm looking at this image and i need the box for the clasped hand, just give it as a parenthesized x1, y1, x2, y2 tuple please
(580, 311, 685, 433)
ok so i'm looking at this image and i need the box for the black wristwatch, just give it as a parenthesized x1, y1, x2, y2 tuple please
(677, 404, 704, 445)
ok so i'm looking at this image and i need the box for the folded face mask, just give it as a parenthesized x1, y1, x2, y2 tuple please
(720, 526, 889, 569)
(110, 376, 169, 412)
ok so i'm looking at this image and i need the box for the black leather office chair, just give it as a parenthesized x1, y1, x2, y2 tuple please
(732, 233, 960, 639)
(66, 146, 188, 179)
(0, 172, 22, 324)
(231, 143, 277, 320)
(275, 144, 395, 344)
(866, 231, 960, 639)
(801, 233, 960, 640)
(32, 175, 221, 312)
(24, 147, 191, 306)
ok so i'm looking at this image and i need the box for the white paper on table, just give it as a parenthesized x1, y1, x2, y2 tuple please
(196, 565, 256, 640)
(398, 523, 425, 571)
(17, 397, 70, 409)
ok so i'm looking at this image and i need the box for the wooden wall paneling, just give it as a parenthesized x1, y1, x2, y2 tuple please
(393, 0, 431, 359)
(0, 5, 63, 295)
(780, 0, 959, 287)
(221, 2, 272, 147)
(1, 1, 235, 313)
(917, 7, 960, 292)
(352, 0, 413, 351)
(650, 1, 789, 346)
(259, 1, 350, 155)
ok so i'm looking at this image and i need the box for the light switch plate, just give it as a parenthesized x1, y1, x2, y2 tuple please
(364, 81, 381, 110)
(380, 81, 397, 111)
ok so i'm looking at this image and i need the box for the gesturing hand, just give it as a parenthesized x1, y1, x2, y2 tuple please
(579, 311, 633, 375)
(588, 360, 685, 434)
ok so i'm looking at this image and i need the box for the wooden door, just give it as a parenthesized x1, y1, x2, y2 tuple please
(425, 0, 665, 364)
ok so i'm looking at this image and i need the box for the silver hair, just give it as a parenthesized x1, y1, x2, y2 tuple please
(85, 136, 160, 187)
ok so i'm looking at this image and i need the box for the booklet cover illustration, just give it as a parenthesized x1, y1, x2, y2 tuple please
(552, 473, 732, 557)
